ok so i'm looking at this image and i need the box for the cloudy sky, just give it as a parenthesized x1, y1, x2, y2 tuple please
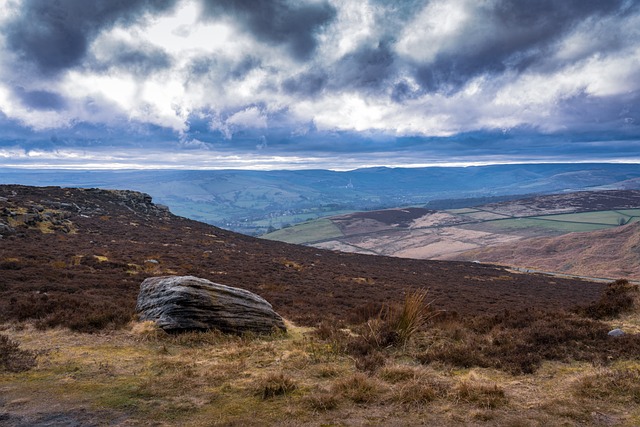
(0, 0, 639, 169)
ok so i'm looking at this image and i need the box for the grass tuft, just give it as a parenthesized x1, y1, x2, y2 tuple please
(333, 373, 384, 404)
(304, 390, 340, 411)
(258, 372, 297, 399)
(454, 381, 508, 409)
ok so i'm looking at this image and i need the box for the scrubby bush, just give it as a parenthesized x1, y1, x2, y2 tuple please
(577, 279, 638, 319)
(0, 334, 37, 372)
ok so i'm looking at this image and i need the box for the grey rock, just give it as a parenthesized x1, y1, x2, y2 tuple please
(136, 276, 286, 334)
(0, 222, 15, 236)
(608, 328, 625, 337)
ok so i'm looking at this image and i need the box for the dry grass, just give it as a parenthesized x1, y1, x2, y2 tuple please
(333, 373, 385, 404)
(574, 367, 640, 403)
(257, 372, 297, 399)
(2, 282, 640, 426)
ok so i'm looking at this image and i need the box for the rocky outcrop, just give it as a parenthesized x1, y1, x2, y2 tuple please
(136, 276, 286, 334)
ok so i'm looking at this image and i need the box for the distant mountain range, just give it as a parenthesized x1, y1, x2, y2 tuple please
(2, 163, 640, 235)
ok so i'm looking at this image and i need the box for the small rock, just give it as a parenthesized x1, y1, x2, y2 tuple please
(608, 328, 625, 337)
(0, 222, 15, 236)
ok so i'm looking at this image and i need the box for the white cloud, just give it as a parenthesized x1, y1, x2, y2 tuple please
(226, 106, 268, 129)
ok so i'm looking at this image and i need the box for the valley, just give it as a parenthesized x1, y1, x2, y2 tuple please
(3, 163, 640, 236)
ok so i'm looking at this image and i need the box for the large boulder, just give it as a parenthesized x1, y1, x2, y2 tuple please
(136, 276, 286, 334)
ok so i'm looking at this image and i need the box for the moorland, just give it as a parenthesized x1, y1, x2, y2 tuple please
(1, 185, 640, 426)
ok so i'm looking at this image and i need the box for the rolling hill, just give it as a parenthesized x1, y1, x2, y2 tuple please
(3, 163, 640, 235)
(0, 185, 607, 329)
(3, 185, 640, 426)
(453, 221, 640, 280)
(263, 190, 640, 280)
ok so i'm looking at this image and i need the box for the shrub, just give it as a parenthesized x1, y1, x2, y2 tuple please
(0, 334, 37, 372)
(578, 279, 638, 320)
(418, 308, 640, 374)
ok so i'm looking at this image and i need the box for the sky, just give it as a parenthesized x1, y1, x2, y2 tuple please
(0, 0, 639, 170)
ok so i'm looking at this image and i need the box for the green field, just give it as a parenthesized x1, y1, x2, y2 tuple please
(261, 219, 344, 244)
(528, 210, 640, 226)
(481, 209, 640, 233)
(484, 217, 618, 233)
(446, 208, 481, 214)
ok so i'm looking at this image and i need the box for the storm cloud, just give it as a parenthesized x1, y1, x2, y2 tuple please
(200, 0, 336, 60)
(4, 0, 177, 75)
(0, 0, 639, 169)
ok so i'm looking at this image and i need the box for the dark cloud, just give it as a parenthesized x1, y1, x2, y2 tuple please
(414, 0, 628, 93)
(13, 87, 67, 111)
(185, 55, 261, 87)
(282, 71, 327, 96)
(390, 81, 421, 103)
(4, 0, 177, 75)
(332, 42, 396, 92)
(229, 56, 261, 80)
(91, 42, 173, 77)
(200, 0, 336, 60)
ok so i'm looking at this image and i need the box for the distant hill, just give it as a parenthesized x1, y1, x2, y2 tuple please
(453, 222, 640, 280)
(263, 190, 640, 281)
(2, 163, 640, 235)
(0, 184, 605, 332)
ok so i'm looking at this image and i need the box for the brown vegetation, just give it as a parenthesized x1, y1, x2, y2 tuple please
(0, 185, 607, 332)
(2, 185, 640, 425)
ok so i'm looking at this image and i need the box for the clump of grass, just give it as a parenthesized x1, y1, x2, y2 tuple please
(258, 372, 297, 399)
(0, 333, 37, 372)
(574, 368, 640, 403)
(454, 381, 508, 409)
(356, 289, 432, 350)
(333, 373, 384, 404)
(392, 289, 432, 346)
(313, 364, 342, 378)
(378, 364, 418, 383)
(304, 390, 340, 411)
(392, 379, 444, 406)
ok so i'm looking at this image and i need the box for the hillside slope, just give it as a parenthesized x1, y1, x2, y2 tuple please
(454, 222, 640, 280)
(0, 185, 605, 331)
(264, 190, 640, 266)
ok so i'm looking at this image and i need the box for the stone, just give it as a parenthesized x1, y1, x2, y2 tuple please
(136, 276, 286, 334)
(0, 222, 15, 236)
(608, 328, 625, 337)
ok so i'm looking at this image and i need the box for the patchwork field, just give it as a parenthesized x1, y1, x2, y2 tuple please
(263, 191, 640, 280)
